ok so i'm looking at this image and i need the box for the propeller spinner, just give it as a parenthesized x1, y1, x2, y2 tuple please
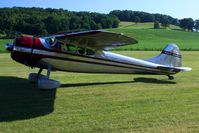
(5, 42, 13, 52)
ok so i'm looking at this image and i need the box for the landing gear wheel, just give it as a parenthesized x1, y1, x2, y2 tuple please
(38, 78, 60, 90)
(28, 73, 38, 83)
(29, 67, 60, 90)
(168, 75, 174, 80)
(28, 69, 44, 83)
(28, 73, 46, 83)
(38, 66, 60, 90)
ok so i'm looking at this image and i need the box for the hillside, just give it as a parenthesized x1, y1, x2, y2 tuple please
(119, 22, 181, 30)
(109, 22, 199, 50)
(1, 22, 199, 53)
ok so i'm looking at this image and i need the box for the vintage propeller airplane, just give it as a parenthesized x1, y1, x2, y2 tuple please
(5, 30, 191, 90)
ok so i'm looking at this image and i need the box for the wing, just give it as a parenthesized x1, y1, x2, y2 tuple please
(55, 30, 138, 51)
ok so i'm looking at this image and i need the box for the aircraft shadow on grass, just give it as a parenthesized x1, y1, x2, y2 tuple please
(61, 77, 176, 88)
(0, 76, 175, 122)
(0, 76, 56, 122)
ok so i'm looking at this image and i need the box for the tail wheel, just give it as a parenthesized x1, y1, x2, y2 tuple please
(168, 75, 174, 80)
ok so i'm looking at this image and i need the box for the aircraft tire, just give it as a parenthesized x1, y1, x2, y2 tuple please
(28, 73, 46, 83)
(38, 78, 60, 90)
(168, 75, 174, 80)
(28, 73, 38, 83)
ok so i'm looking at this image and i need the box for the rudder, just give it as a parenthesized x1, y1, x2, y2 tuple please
(146, 44, 182, 67)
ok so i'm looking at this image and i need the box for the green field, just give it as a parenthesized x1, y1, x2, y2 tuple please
(119, 22, 181, 30)
(109, 22, 199, 51)
(0, 22, 198, 132)
(0, 39, 13, 53)
(1, 23, 199, 52)
(0, 51, 199, 132)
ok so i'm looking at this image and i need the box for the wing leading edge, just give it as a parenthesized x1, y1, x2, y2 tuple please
(55, 30, 138, 51)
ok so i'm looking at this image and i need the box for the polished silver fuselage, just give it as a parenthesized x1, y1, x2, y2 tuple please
(10, 37, 181, 76)
(8, 32, 191, 83)
(37, 50, 172, 75)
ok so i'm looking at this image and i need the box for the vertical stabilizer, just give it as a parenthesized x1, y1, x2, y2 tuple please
(146, 44, 182, 67)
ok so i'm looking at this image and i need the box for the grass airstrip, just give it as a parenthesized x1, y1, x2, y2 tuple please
(0, 23, 199, 132)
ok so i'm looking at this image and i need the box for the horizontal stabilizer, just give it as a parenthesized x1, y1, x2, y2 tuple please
(174, 67, 192, 72)
(157, 66, 192, 73)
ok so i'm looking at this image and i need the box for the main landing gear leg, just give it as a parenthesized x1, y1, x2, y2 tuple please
(167, 75, 174, 80)
(28, 66, 60, 90)
(37, 66, 60, 90)
(28, 68, 43, 83)
(37, 68, 43, 79)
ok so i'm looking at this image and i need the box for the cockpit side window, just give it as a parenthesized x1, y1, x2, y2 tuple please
(86, 49, 95, 55)
(62, 44, 77, 52)
(46, 37, 64, 50)
(53, 40, 62, 49)
(64, 44, 95, 56)
(45, 37, 95, 56)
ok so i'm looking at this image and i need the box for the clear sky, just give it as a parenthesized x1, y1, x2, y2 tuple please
(0, 0, 199, 20)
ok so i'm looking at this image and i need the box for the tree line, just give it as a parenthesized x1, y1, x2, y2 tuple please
(0, 8, 199, 38)
(0, 7, 120, 38)
(110, 10, 179, 26)
(110, 10, 199, 31)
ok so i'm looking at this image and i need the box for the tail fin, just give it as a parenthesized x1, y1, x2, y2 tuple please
(146, 44, 182, 67)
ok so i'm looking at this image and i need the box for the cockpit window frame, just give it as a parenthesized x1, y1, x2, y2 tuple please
(45, 37, 95, 56)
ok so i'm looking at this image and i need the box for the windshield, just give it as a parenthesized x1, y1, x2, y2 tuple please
(45, 36, 56, 46)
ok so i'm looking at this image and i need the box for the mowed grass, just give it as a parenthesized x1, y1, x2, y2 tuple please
(119, 22, 154, 29)
(119, 22, 181, 30)
(0, 39, 13, 53)
(0, 51, 199, 132)
(109, 23, 199, 51)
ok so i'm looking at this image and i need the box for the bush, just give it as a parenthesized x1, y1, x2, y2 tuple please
(154, 21, 160, 29)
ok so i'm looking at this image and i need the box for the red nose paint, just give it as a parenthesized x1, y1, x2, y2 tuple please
(11, 35, 45, 67)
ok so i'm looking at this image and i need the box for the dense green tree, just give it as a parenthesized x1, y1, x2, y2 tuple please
(69, 16, 81, 30)
(59, 17, 70, 32)
(171, 18, 179, 26)
(187, 18, 194, 31)
(0, 7, 120, 37)
(112, 17, 120, 28)
(194, 20, 199, 31)
(1, 7, 198, 37)
(154, 21, 160, 29)
(81, 16, 91, 30)
(143, 13, 155, 22)
(161, 16, 170, 28)
(180, 18, 194, 31)
(43, 16, 60, 34)
(110, 10, 176, 25)
(134, 16, 141, 23)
